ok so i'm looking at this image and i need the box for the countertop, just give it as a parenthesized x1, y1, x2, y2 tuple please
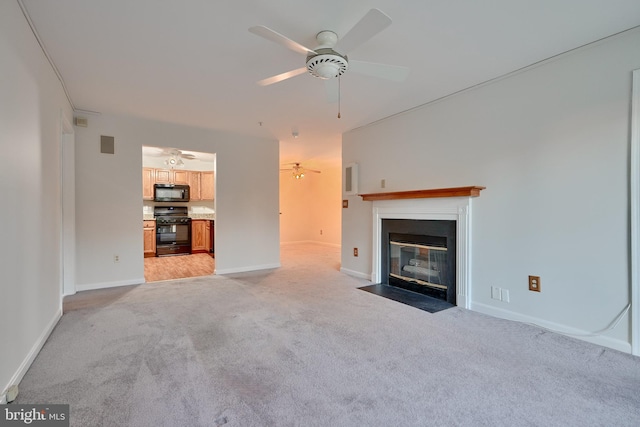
(143, 214, 215, 220)
(189, 214, 215, 219)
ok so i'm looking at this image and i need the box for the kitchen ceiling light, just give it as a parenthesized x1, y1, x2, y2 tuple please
(164, 156, 184, 168)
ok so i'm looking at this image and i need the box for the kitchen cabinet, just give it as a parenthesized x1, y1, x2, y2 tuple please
(191, 220, 209, 253)
(180, 171, 212, 201)
(153, 169, 171, 184)
(142, 168, 214, 200)
(154, 169, 189, 185)
(142, 168, 154, 200)
(143, 220, 156, 257)
(173, 170, 190, 184)
(200, 171, 215, 201)
(188, 171, 202, 200)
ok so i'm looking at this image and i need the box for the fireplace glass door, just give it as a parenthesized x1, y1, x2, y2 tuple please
(389, 239, 449, 300)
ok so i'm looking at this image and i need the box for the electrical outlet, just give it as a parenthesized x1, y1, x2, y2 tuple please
(491, 286, 501, 300)
(320, 229, 323, 235)
(529, 275, 540, 292)
(353, 248, 358, 257)
(114, 254, 120, 263)
(381, 179, 386, 188)
(501, 289, 510, 302)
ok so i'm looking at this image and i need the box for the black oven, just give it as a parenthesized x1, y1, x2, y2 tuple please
(154, 206, 191, 256)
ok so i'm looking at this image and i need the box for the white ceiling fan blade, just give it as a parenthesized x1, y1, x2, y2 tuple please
(335, 9, 392, 54)
(349, 60, 410, 82)
(324, 78, 339, 103)
(257, 67, 308, 86)
(249, 26, 316, 55)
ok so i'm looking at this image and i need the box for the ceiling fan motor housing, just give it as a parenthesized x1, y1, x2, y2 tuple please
(306, 48, 348, 79)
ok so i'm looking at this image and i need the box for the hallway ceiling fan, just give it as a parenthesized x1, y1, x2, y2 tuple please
(280, 162, 321, 179)
(249, 9, 410, 92)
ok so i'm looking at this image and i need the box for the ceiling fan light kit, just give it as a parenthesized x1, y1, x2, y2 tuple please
(305, 31, 348, 80)
(280, 162, 321, 179)
(164, 157, 184, 168)
(306, 49, 348, 79)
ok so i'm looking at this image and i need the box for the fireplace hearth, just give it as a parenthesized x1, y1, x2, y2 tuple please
(382, 219, 456, 304)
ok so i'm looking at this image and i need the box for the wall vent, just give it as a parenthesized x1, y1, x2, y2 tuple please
(344, 163, 358, 196)
(100, 135, 115, 154)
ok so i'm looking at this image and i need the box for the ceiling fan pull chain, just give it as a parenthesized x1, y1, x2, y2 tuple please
(338, 76, 341, 119)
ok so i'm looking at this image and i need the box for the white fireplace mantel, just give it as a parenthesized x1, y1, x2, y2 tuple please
(370, 196, 476, 309)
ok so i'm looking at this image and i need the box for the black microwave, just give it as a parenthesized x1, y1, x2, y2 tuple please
(154, 184, 190, 202)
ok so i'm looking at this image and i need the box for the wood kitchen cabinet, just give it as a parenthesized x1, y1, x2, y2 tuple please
(142, 168, 214, 200)
(153, 169, 171, 184)
(142, 168, 154, 200)
(188, 171, 202, 200)
(154, 169, 189, 185)
(200, 171, 215, 201)
(143, 220, 156, 257)
(191, 220, 209, 253)
(173, 170, 189, 184)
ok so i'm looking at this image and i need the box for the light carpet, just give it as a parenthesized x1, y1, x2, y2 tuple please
(15, 244, 640, 426)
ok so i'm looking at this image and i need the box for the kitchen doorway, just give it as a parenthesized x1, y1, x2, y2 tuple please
(142, 146, 216, 282)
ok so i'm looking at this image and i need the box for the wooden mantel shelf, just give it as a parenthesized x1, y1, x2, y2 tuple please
(359, 186, 486, 201)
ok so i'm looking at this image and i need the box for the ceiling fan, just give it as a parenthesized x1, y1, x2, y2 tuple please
(146, 148, 196, 159)
(164, 148, 196, 159)
(249, 9, 410, 93)
(280, 162, 321, 179)
(147, 148, 196, 168)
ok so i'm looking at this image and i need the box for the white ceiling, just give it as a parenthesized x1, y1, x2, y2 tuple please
(20, 0, 640, 168)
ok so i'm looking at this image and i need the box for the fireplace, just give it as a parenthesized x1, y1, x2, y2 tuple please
(382, 220, 456, 304)
(364, 187, 485, 310)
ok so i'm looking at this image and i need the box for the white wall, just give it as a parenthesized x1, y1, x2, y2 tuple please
(280, 165, 342, 246)
(342, 28, 640, 352)
(74, 113, 280, 288)
(0, 1, 73, 398)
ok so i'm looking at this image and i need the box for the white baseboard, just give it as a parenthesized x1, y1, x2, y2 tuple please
(281, 240, 314, 245)
(75, 278, 144, 292)
(472, 302, 632, 354)
(216, 263, 281, 275)
(340, 267, 371, 281)
(281, 240, 341, 248)
(312, 241, 341, 248)
(3, 307, 62, 402)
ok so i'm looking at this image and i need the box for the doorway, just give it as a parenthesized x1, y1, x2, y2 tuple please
(142, 146, 216, 282)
